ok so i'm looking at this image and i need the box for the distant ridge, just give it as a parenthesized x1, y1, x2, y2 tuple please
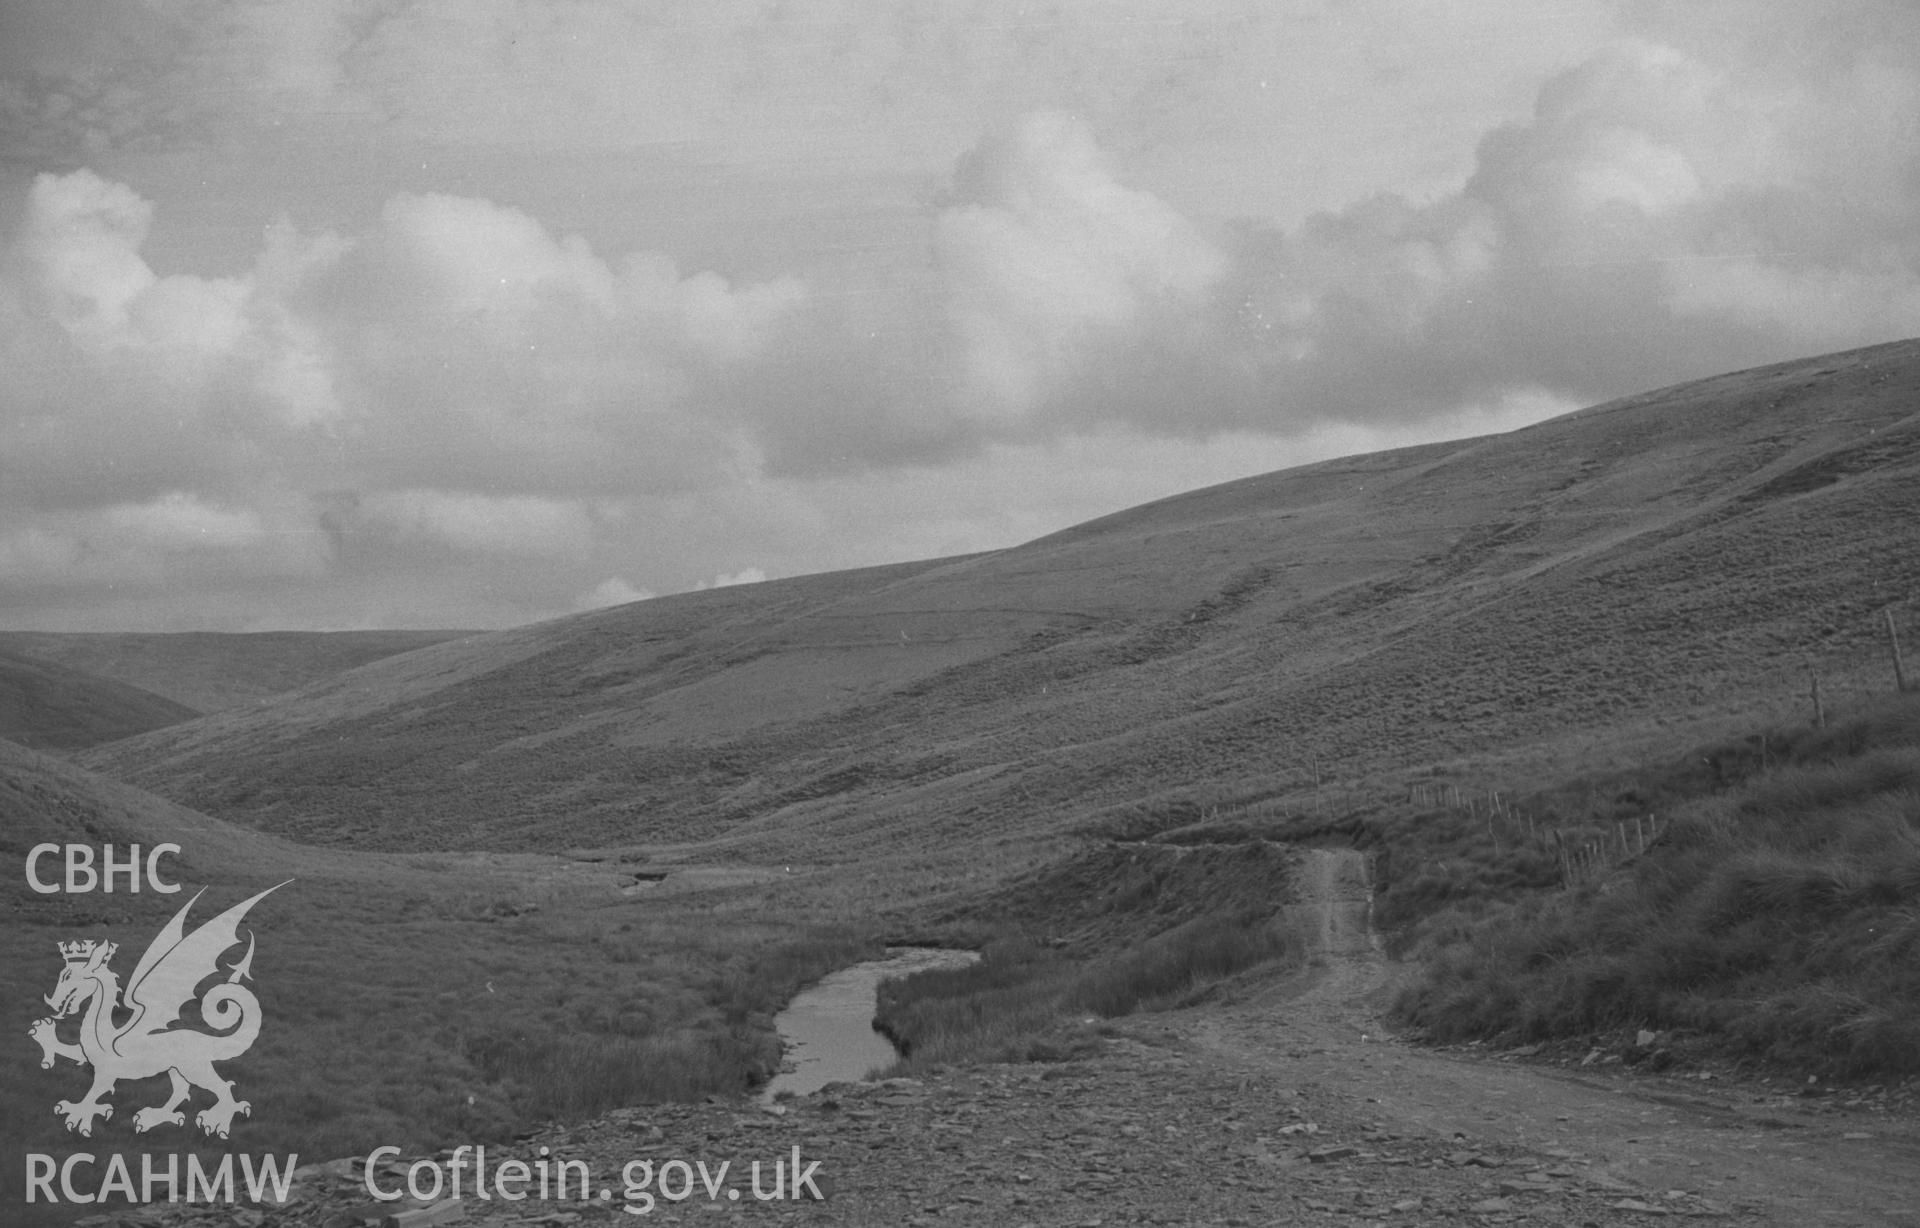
(0, 628, 474, 712)
(85, 339, 1920, 854)
(0, 650, 199, 751)
(0, 735, 335, 920)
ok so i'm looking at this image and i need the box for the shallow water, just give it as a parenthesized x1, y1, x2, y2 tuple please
(762, 946, 977, 1101)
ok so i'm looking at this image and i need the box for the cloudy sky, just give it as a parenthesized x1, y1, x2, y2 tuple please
(3, 1, 1917, 631)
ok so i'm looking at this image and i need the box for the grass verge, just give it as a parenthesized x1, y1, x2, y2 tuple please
(875, 907, 1305, 1071)
(1393, 692, 1920, 1075)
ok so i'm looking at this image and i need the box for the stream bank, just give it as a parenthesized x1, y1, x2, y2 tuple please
(762, 946, 977, 1101)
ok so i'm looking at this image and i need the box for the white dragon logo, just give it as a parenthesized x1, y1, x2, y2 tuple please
(28, 882, 288, 1139)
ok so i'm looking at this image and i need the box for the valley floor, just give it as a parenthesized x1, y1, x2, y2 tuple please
(125, 852, 1920, 1228)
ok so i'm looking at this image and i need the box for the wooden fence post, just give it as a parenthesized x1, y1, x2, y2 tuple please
(1889, 607, 1911, 694)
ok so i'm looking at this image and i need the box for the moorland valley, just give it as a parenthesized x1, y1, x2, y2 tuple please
(6, 339, 1920, 1226)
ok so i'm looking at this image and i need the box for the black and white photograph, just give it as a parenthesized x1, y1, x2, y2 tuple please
(3, 3, 1918, 1225)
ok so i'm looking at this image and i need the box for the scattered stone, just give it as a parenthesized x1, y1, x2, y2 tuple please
(296, 1157, 363, 1182)
(1583, 1173, 1637, 1192)
(1307, 1145, 1359, 1163)
(384, 1197, 465, 1227)
(1498, 1179, 1554, 1196)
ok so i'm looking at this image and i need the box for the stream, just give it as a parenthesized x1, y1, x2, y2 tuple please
(761, 946, 977, 1102)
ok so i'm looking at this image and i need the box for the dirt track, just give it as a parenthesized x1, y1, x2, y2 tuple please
(1178, 848, 1920, 1227)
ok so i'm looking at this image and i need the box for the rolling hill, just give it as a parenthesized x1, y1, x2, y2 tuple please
(0, 650, 200, 751)
(0, 629, 473, 713)
(83, 339, 1920, 860)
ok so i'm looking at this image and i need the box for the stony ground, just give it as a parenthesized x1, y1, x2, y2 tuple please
(105, 851, 1920, 1228)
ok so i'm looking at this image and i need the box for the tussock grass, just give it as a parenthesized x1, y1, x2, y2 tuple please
(462, 929, 877, 1120)
(969, 840, 1303, 944)
(874, 938, 1072, 1067)
(0, 737, 893, 1195)
(5, 899, 876, 1167)
(4, 845, 876, 1174)
(868, 831, 1306, 1071)
(1395, 693, 1920, 1075)
(876, 909, 1304, 1071)
(1069, 910, 1303, 1016)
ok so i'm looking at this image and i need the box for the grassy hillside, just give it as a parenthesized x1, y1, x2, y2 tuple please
(84, 339, 1920, 863)
(0, 651, 199, 750)
(0, 738, 884, 1200)
(1393, 692, 1920, 1075)
(872, 842, 1314, 1071)
(0, 629, 472, 713)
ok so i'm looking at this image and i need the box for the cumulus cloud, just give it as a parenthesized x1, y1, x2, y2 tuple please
(1221, 37, 1920, 423)
(312, 191, 807, 498)
(0, 493, 331, 592)
(103, 492, 271, 553)
(0, 169, 810, 625)
(361, 192, 802, 361)
(913, 37, 1920, 441)
(355, 490, 599, 561)
(574, 577, 655, 611)
(15, 169, 249, 363)
(936, 112, 1229, 424)
(16, 169, 161, 339)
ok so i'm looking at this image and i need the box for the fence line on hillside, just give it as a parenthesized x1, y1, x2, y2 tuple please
(1288, 607, 1919, 891)
(1888, 604, 1911, 694)
(1552, 814, 1662, 889)
(1401, 780, 1662, 890)
(1188, 780, 1664, 889)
